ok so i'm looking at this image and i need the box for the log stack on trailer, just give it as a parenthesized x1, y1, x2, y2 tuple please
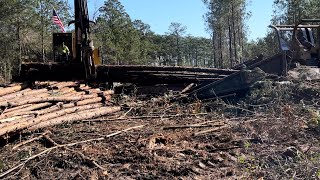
(0, 82, 120, 137)
(19, 63, 238, 84)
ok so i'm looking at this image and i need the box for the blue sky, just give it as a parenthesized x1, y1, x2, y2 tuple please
(68, 0, 274, 41)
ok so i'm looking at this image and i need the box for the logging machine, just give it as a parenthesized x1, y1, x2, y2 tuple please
(270, 19, 320, 68)
(52, 0, 101, 80)
(189, 19, 320, 99)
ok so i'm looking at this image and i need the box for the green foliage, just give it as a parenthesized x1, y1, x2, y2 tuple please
(203, 0, 249, 68)
(238, 155, 246, 164)
(94, 0, 136, 64)
(244, 141, 251, 149)
(306, 109, 320, 131)
(0, 0, 71, 81)
(245, 32, 279, 60)
(272, 0, 320, 24)
(94, 0, 213, 67)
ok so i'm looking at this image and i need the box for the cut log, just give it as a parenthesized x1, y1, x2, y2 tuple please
(48, 89, 77, 97)
(79, 84, 87, 88)
(126, 70, 226, 76)
(50, 82, 79, 89)
(0, 94, 97, 107)
(35, 81, 58, 87)
(75, 97, 104, 106)
(36, 96, 107, 115)
(97, 65, 238, 75)
(20, 88, 48, 96)
(79, 85, 91, 91)
(0, 103, 104, 136)
(193, 125, 229, 136)
(0, 88, 32, 101)
(0, 84, 27, 96)
(2, 104, 33, 114)
(83, 88, 103, 95)
(28, 106, 121, 131)
(181, 83, 195, 94)
(1, 95, 107, 120)
(0, 92, 51, 107)
(102, 90, 114, 95)
(0, 102, 52, 119)
(36, 102, 64, 115)
(0, 115, 34, 124)
(65, 91, 86, 97)
(37, 97, 106, 115)
(59, 87, 76, 95)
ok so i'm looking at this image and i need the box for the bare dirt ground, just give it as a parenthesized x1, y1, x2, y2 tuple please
(1, 79, 320, 179)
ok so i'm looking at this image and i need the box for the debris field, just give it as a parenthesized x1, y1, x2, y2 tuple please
(0, 79, 319, 179)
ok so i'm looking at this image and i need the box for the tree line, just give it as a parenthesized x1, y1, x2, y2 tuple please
(0, 0, 70, 81)
(1, 0, 319, 81)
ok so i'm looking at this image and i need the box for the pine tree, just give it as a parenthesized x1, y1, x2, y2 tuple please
(202, 0, 249, 68)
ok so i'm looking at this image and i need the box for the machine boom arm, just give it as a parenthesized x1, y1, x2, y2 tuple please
(69, 0, 96, 79)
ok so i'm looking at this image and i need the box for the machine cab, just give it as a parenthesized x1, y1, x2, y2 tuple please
(270, 19, 320, 66)
(53, 33, 75, 62)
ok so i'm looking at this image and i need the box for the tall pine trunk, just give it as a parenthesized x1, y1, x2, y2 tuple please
(231, 1, 237, 66)
(228, 16, 233, 67)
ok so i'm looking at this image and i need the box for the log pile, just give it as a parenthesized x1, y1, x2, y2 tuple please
(0, 82, 120, 137)
(19, 62, 239, 84)
(96, 65, 238, 84)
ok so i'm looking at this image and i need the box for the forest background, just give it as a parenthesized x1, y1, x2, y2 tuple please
(0, 0, 319, 81)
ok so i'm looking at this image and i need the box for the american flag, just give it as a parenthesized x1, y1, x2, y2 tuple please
(52, 9, 65, 33)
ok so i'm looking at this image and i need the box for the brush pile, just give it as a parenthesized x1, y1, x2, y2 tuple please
(0, 81, 120, 137)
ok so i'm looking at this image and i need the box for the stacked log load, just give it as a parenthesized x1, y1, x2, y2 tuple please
(0, 82, 120, 137)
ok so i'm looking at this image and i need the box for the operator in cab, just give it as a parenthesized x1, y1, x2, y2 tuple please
(59, 42, 70, 61)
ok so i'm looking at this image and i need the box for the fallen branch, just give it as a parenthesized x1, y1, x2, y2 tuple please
(12, 131, 50, 150)
(163, 124, 214, 130)
(0, 125, 144, 178)
(181, 83, 195, 94)
(163, 121, 225, 130)
(193, 125, 229, 136)
(84, 113, 208, 122)
(119, 107, 133, 119)
(42, 135, 107, 173)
